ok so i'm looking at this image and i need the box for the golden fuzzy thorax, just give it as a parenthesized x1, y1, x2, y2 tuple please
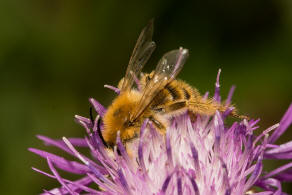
(103, 90, 142, 146)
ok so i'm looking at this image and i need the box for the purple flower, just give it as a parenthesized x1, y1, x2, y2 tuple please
(30, 70, 292, 195)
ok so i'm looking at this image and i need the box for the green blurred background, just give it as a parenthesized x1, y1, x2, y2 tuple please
(0, 0, 291, 194)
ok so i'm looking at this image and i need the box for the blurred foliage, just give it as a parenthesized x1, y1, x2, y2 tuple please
(0, 0, 291, 194)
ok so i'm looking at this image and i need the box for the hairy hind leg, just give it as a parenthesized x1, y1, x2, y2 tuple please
(188, 99, 220, 116)
(157, 100, 216, 116)
(156, 99, 248, 120)
(188, 99, 249, 119)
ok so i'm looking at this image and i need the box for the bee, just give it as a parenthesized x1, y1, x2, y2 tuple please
(102, 20, 247, 147)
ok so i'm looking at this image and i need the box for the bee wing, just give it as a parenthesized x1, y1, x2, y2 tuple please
(121, 20, 156, 92)
(131, 47, 189, 120)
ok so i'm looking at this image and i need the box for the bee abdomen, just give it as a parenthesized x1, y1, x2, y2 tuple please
(150, 80, 201, 113)
(171, 80, 199, 101)
(157, 80, 199, 104)
(165, 83, 182, 100)
(182, 87, 191, 100)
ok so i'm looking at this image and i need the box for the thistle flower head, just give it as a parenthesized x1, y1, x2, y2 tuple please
(30, 70, 292, 194)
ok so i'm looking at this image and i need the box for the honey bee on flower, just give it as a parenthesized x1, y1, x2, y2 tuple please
(102, 20, 248, 147)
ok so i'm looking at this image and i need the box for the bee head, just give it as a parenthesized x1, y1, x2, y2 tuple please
(102, 91, 142, 146)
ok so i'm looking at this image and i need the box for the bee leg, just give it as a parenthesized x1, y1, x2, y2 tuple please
(187, 110, 198, 122)
(149, 116, 166, 134)
(189, 99, 249, 119)
(163, 100, 221, 119)
(229, 108, 250, 120)
(161, 99, 219, 117)
(163, 101, 187, 113)
(188, 99, 219, 116)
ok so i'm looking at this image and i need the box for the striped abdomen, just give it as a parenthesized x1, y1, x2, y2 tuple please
(150, 79, 200, 113)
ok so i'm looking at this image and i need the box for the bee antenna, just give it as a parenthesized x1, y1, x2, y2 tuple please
(96, 116, 109, 148)
(89, 107, 94, 124)
(89, 107, 109, 148)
